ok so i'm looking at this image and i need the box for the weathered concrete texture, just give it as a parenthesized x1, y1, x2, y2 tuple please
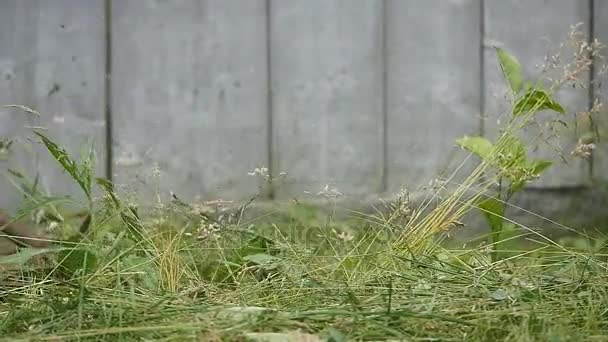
(0, 0, 106, 211)
(0, 0, 606, 222)
(593, 1, 608, 183)
(270, 0, 384, 199)
(111, 0, 269, 203)
(484, 0, 591, 188)
(386, 0, 481, 195)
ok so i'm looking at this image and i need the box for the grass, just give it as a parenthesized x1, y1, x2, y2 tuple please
(0, 191, 607, 341)
(1, 23, 608, 341)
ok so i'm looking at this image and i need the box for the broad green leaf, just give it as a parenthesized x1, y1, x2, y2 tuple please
(509, 179, 527, 196)
(78, 213, 92, 234)
(121, 255, 160, 290)
(495, 222, 521, 260)
(242, 253, 279, 265)
(529, 159, 553, 176)
(237, 235, 273, 258)
(57, 248, 98, 276)
(456, 135, 494, 160)
(477, 197, 505, 235)
(498, 133, 527, 169)
(496, 47, 523, 94)
(513, 89, 565, 117)
(0, 246, 65, 265)
(509, 159, 552, 195)
(497, 222, 520, 242)
(523, 80, 537, 91)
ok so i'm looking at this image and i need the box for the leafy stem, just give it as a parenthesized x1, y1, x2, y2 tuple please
(456, 47, 565, 262)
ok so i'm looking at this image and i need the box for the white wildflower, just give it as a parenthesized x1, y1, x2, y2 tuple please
(317, 184, 343, 199)
(334, 229, 354, 242)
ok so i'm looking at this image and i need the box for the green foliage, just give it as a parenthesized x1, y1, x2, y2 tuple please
(457, 134, 552, 190)
(121, 254, 161, 291)
(495, 47, 565, 118)
(477, 198, 505, 234)
(33, 131, 95, 201)
(496, 47, 523, 94)
(475, 197, 521, 260)
(56, 247, 98, 277)
(513, 88, 565, 117)
(455, 135, 494, 160)
(0, 246, 64, 265)
(456, 47, 566, 261)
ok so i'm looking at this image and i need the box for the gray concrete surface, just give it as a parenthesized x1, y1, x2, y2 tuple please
(271, 0, 384, 198)
(386, 0, 481, 192)
(0, 1, 605, 236)
(111, 0, 269, 201)
(0, 0, 106, 211)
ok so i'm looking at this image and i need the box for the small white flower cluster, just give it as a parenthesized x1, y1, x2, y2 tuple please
(500, 273, 536, 291)
(248, 166, 288, 183)
(571, 138, 596, 159)
(379, 188, 412, 225)
(423, 178, 447, 193)
(333, 229, 354, 242)
(196, 220, 222, 240)
(248, 167, 269, 177)
(393, 188, 411, 217)
(317, 184, 343, 199)
(571, 99, 601, 160)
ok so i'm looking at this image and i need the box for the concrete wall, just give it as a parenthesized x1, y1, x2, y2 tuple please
(0, 0, 605, 211)
(0, 0, 106, 210)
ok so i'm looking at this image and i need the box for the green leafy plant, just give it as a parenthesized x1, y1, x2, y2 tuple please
(26, 130, 102, 276)
(456, 47, 565, 261)
(29, 129, 159, 277)
(33, 131, 96, 205)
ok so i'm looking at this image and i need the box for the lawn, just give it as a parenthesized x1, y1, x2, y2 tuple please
(1, 193, 608, 341)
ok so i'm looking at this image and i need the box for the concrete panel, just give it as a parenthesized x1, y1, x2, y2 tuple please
(386, 0, 481, 193)
(111, 0, 268, 202)
(593, 1, 608, 182)
(484, 0, 590, 188)
(271, 0, 384, 199)
(0, 0, 106, 211)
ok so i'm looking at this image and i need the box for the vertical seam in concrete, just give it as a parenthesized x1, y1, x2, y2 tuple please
(479, 0, 486, 137)
(265, 0, 275, 199)
(381, 0, 389, 193)
(104, 0, 113, 182)
(588, 0, 595, 180)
